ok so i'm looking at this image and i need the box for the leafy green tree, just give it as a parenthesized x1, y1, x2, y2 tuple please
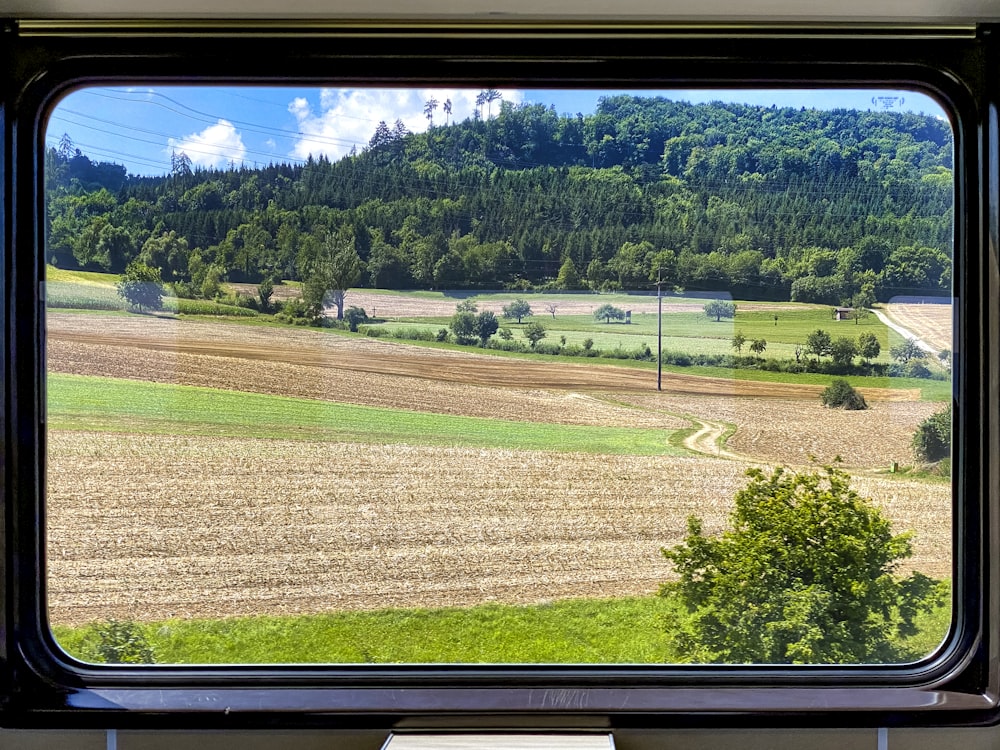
(594, 303, 626, 324)
(660, 465, 943, 663)
(555, 257, 582, 289)
(586, 259, 608, 290)
(857, 332, 881, 364)
(116, 260, 165, 313)
(523, 321, 547, 348)
(450, 306, 477, 345)
(890, 338, 926, 365)
(830, 337, 858, 366)
(912, 404, 951, 462)
(304, 228, 363, 320)
(731, 331, 747, 354)
(749, 338, 767, 357)
(257, 277, 274, 312)
(805, 329, 833, 359)
(502, 298, 533, 324)
(475, 310, 500, 346)
(200, 264, 223, 300)
(704, 299, 737, 322)
(344, 305, 369, 332)
(821, 378, 868, 410)
(850, 284, 877, 320)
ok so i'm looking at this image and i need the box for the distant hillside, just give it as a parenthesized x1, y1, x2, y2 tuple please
(46, 95, 953, 303)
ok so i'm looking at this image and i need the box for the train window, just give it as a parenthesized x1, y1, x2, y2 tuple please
(2, 22, 993, 725)
(42, 83, 955, 668)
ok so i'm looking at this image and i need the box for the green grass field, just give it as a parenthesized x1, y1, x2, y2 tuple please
(52, 590, 950, 665)
(48, 373, 684, 455)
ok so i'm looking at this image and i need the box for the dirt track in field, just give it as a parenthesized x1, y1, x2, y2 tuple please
(45, 312, 951, 625)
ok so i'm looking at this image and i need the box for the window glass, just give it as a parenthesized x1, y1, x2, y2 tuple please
(43, 85, 954, 665)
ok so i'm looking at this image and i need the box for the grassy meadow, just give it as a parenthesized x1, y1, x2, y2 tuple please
(48, 373, 684, 456)
(52, 591, 951, 665)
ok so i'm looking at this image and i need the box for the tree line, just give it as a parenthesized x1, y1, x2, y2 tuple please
(47, 95, 953, 306)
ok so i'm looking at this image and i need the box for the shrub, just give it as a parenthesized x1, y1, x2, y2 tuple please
(821, 378, 867, 410)
(117, 260, 165, 312)
(533, 342, 562, 355)
(83, 619, 156, 664)
(436, 328, 450, 342)
(344, 305, 369, 332)
(912, 404, 951, 463)
(906, 361, 932, 379)
(660, 465, 945, 663)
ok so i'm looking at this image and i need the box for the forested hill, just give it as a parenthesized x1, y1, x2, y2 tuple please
(46, 95, 954, 303)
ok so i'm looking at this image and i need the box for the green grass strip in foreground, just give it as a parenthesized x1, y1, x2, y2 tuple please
(51, 593, 950, 665)
(47, 373, 681, 455)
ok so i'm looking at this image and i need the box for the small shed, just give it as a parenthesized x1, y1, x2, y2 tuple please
(833, 307, 854, 321)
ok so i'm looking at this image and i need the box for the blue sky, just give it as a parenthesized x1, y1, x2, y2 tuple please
(45, 85, 947, 178)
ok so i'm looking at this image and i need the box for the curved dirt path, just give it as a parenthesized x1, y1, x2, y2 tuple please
(873, 309, 939, 355)
(682, 417, 741, 460)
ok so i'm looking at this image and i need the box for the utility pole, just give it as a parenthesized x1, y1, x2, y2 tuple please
(655, 271, 665, 391)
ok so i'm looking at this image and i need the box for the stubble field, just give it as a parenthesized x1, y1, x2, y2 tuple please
(45, 312, 951, 626)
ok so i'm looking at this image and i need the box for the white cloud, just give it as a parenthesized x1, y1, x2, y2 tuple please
(167, 119, 246, 169)
(288, 88, 524, 162)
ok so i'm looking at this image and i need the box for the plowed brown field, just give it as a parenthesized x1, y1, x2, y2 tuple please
(45, 313, 951, 625)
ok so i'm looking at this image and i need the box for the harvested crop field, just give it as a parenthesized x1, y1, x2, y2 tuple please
(47, 432, 950, 625)
(45, 312, 952, 625)
(884, 300, 953, 353)
(48, 313, 920, 405)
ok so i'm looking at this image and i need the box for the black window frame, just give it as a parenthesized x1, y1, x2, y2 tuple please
(1, 20, 996, 730)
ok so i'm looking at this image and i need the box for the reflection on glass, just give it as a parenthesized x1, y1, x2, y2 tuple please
(44, 86, 953, 665)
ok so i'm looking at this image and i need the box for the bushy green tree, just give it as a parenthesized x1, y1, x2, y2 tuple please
(704, 299, 737, 322)
(830, 337, 858, 366)
(731, 331, 746, 354)
(805, 329, 833, 359)
(116, 260, 165, 312)
(523, 321, 547, 348)
(890, 338, 926, 365)
(450, 306, 477, 344)
(912, 404, 951, 462)
(594, 303, 626, 324)
(344, 305, 369, 332)
(502, 298, 533, 324)
(821, 378, 868, 410)
(857, 331, 881, 363)
(555, 257, 582, 289)
(257, 276, 274, 312)
(305, 227, 363, 320)
(475, 310, 500, 346)
(660, 465, 944, 663)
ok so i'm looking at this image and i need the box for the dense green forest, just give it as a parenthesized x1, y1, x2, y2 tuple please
(45, 95, 953, 304)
